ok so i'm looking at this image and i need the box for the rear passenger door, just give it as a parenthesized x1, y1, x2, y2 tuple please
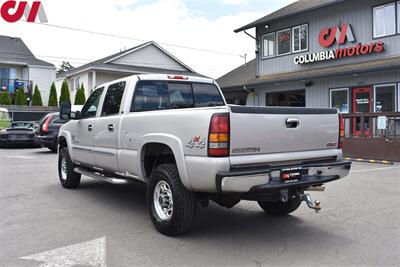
(93, 81, 126, 172)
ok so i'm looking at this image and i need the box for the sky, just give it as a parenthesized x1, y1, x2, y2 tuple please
(1, 0, 296, 79)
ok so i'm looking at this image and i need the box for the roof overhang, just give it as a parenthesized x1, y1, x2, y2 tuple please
(221, 56, 400, 91)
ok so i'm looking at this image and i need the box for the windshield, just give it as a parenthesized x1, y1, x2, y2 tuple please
(11, 122, 34, 129)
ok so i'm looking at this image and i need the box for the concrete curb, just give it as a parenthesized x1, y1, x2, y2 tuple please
(344, 157, 394, 165)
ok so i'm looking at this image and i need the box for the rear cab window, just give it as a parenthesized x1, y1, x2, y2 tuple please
(131, 81, 224, 112)
(101, 82, 126, 116)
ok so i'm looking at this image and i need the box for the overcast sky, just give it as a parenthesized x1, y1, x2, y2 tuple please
(1, 0, 296, 78)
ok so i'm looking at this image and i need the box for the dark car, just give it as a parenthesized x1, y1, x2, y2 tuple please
(35, 113, 67, 152)
(0, 121, 40, 148)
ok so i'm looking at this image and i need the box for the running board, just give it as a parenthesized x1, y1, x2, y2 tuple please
(74, 167, 131, 185)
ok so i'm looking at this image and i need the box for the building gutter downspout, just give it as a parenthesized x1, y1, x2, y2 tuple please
(243, 30, 260, 78)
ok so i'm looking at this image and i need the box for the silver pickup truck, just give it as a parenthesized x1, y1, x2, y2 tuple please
(58, 74, 351, 235)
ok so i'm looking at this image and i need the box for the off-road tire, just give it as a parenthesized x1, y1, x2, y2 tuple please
(58, 146, 81, 189)
(147, 164, 196, 236)
(258, 198, 302, 216)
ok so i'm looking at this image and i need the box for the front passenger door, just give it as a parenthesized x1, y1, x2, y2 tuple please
(93, 82, 126, 172)
(71, 87, 104, 167)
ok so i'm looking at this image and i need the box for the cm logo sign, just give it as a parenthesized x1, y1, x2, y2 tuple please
(318, 23, 355, 47)
(0, 1, 47, 23)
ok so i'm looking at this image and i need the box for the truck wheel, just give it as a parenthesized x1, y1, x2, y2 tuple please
(58, 147, 81, 189)
(258, 198, 302, 216)
(147, 164, 196, 236)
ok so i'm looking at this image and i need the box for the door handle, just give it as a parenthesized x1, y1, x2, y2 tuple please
(286, 118, 299, 128)
(108, 124, 115, 132)
(88, 124, 93, 131)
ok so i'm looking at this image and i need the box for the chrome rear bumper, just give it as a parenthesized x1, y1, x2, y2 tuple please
(216, 160, 351, 193)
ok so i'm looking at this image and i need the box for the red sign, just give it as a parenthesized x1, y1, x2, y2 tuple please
(318, 23, 355, 47)
(0, 1, 47, 23)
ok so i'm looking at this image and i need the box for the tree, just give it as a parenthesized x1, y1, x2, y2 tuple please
(14, 88, 27, 105)
(0, 91, 12, 105)
(56, 61, 74, 75)
(59, 80, 71, 105)
(31, 85, 43, 106)
(74, 84, 86, 105)
(48, 82, 58, 106)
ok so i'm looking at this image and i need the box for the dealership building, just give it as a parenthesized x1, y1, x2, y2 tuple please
(217, 0, 400, 161)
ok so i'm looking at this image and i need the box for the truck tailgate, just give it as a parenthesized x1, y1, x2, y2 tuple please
(229, 106, 339, 156)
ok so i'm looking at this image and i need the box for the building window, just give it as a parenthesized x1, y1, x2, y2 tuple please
(292, 24, 308, 53)
(374, 84, 396, 112)
(373, 3, 396, 38)
(398, 2, 400, 33)
(277, 28, 291, 55)
(330, 88, 349, 114)
(266, 90, 305, 107)
(75, 78, 80, 91)
(262, 33, 275, 58)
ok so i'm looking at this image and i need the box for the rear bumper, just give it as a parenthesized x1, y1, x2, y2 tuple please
(216, 160, 351, 193)
(36, 135, 56, 148)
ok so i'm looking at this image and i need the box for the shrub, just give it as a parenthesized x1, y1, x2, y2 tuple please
(31, 85, 43, 106)
(74, 84, 86, 105)
(14, 88, 27, 105)
(59, 80, 70, 105)
(48, 82, 58, 107)
(0, 91, 12, 105)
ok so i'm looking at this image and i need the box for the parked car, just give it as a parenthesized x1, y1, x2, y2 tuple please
(35, 112, 67, 152)
(58, 74, 351, 236)
(0, 107, 11, 130)
(0, 121, 39, 148)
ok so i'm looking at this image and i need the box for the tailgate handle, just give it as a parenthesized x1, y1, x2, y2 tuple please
(286, 118, 299, 128)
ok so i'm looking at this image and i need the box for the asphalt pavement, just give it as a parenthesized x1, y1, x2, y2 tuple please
(0, 148, 399, 267)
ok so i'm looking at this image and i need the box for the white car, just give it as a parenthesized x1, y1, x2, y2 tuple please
(58, 74, 351, 235)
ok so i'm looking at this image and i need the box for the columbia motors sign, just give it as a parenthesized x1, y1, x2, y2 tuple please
(0, 1, 47, 23)
(294, 23, 384, 65)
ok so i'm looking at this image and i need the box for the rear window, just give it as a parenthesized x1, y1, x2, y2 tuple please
(131, 81, 224, 112)
(193, 83, 225, 107)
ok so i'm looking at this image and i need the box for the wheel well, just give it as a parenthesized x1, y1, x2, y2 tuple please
(58, 136, 67, 149)
(142, 143, 176, 178)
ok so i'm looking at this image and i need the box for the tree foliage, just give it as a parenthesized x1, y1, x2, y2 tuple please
(74, 84, 86, 105)
(0, 91, 12, 105)
(31, 85, 43, 106)
(14, 88, 27, 105)
(48, 82, 58, 106)
(59, 80, 71, 105)
(56, 61, 74, 75)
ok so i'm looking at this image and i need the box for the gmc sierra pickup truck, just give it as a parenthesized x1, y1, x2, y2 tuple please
(58, 74, 351, 236)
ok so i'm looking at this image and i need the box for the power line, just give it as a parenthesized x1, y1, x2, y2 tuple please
(22, 20, 244, 58)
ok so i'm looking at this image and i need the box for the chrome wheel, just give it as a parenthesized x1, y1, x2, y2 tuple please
(153, 180, 174, 221)
(60, 155, 68, 181)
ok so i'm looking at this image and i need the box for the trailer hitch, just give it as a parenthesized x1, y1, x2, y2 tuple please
(300, 193, 321, 213)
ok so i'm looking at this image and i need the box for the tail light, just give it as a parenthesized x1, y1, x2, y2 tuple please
(338, 115, 345, 149)
(208, 114, 230, 157)
(42, 115, 52, 133)
(167, 75, 188, 80)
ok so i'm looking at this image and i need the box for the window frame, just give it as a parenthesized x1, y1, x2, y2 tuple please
(80, 87, 105, 119)
(373, 2, 397, 38)
(373, 83, 397, 112)
(261, 32, 276, 59)
(329, 88, 350, 114)
(101, 82, 126, 117)
(276, 28, 292, 56)
(292, 24, 309, 53)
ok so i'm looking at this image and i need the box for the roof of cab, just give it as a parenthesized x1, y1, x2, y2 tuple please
(95, 73, 215, 90)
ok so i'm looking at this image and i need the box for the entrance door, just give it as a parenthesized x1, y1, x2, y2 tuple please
(352, 87, 372, 136)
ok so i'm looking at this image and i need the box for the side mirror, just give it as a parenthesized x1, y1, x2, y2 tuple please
(60, 102, 71, 121)
(70, 111, 81, 120)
